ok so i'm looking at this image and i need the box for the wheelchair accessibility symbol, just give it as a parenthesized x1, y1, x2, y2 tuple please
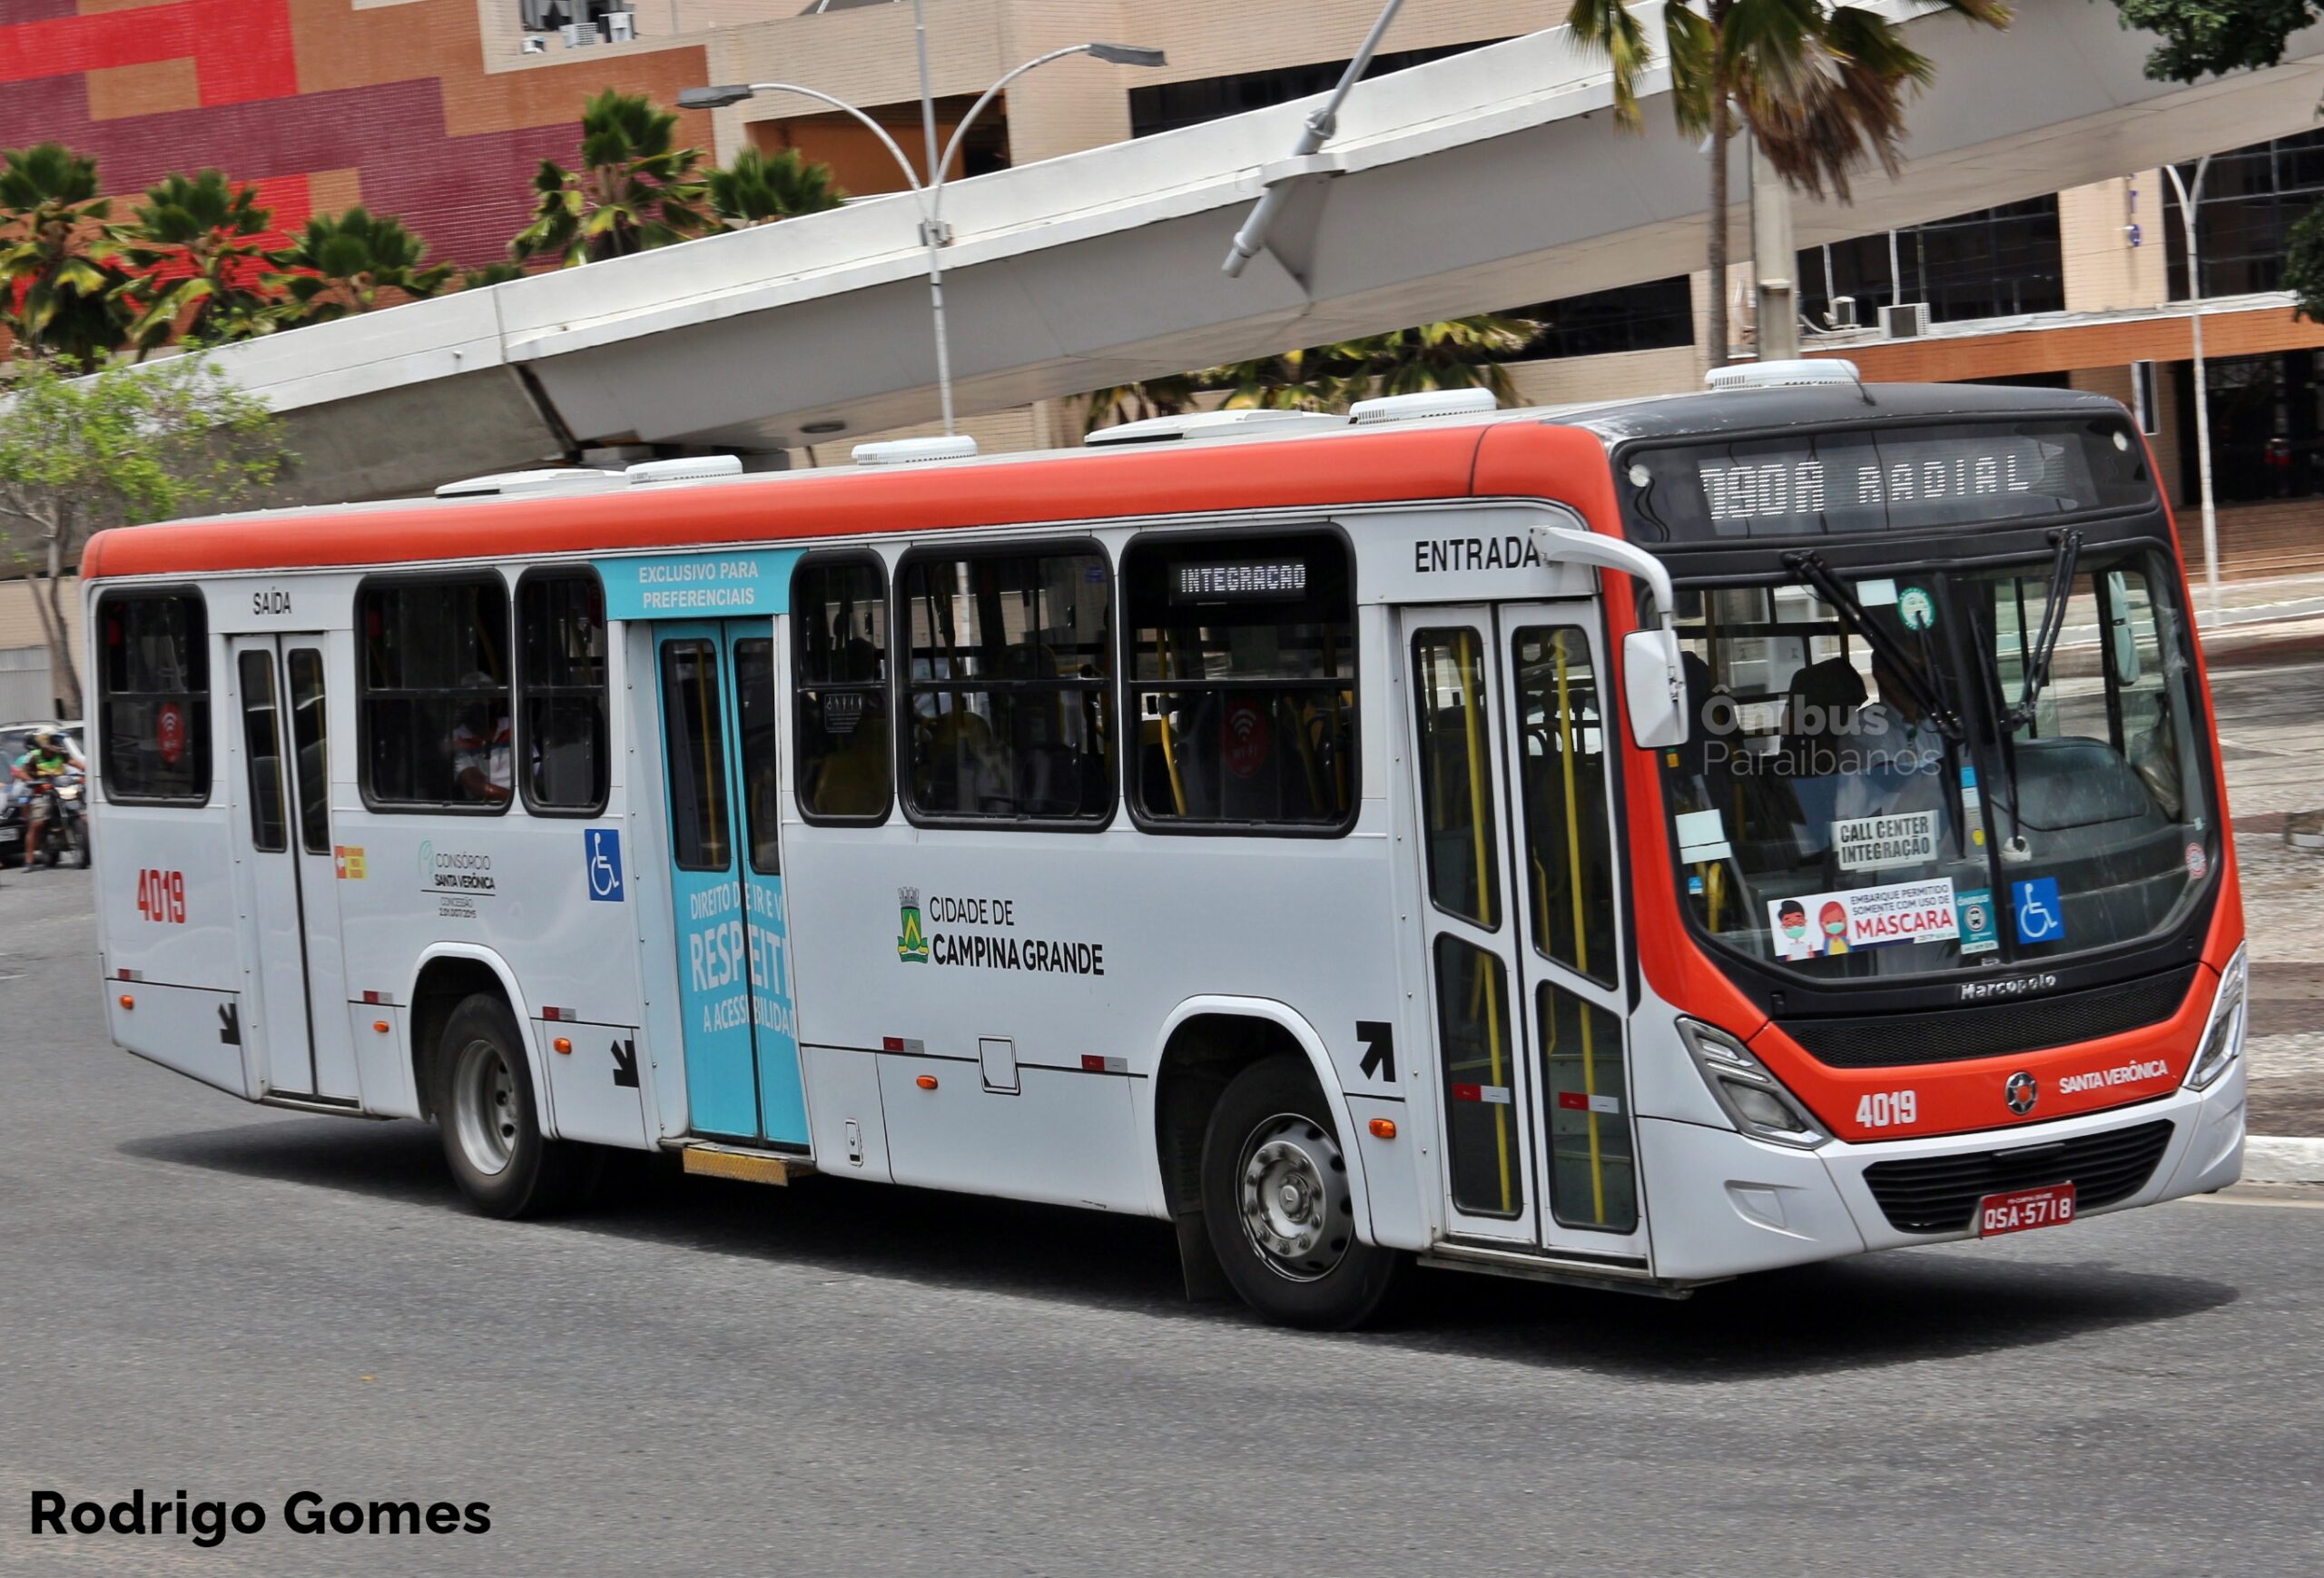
(2011, 875, 2063, 945)
(586, 828, 625, 903)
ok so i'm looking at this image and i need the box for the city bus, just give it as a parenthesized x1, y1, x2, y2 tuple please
(80, 366, 2249, 1328)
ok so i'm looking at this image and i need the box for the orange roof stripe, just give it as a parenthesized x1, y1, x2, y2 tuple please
(79, 424, 1549, 581)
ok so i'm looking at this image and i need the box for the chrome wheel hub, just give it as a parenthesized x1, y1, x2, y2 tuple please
(1237, 1114, 1352, 1283)
(450, 1036, 519, 1177)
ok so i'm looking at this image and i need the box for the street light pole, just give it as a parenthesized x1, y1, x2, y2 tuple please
(2163, 154, 2219, 616)
(683, 36, 1162, 441)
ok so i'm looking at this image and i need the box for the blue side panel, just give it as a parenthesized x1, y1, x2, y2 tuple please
(746, 872, 808, 1146)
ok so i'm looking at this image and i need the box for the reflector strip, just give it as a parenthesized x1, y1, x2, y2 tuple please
(542, 1006, 575, 1021)
(115, 968, 142, 981)
(1557, 1091, 1620, 1115)
(1079, 1054, 1129, 1074)
(1452, 1082, 1512, 1104)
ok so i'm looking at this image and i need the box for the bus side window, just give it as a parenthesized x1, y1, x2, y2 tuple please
(793, 554, 891, 824)
(358, 575, 512, 812)
(517, 569, 609, 815)
(97, 589, 210, 805)
(1122, 529, 1355, 833)
(898, 545, 1114, 824)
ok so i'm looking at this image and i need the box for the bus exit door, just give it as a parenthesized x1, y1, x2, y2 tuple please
(1399, 603, 1646, 1263)
(653, 620, 806, 1148)
(223, 631, 359, 1103)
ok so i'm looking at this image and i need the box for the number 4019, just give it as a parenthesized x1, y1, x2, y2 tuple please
(1856, 1090, 1917, 1128)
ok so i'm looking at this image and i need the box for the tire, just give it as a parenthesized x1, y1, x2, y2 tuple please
(1199, 1054, 1404, 1329)
(432, 991, 599, 1218)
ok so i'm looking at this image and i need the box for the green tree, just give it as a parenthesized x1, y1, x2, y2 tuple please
(110, 170, 282, 351)
(2109, 0, 2319, 82)
(451, 261, 527, 291)
(512, 89, 712, 266)
(0, 352, 290, 714)
(708, 147, 846, 229)
(272, 207, 451, 322)
(0, 143, 125, 366)
(1570, 0, 2010, 368)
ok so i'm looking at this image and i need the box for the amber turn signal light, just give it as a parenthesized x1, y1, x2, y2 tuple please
(117, 994, 134, 1010)
(1369, 1118, 1397, 1139)
(553, 1037, 573, 1054)
(916, 1074, 939, 1090)
(374, 1020, 392, 1035)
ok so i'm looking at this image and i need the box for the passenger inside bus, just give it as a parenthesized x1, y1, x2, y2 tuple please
(451, 678, 514, 804)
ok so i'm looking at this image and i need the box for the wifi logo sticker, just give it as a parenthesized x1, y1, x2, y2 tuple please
(1222, 698, 1270, 780)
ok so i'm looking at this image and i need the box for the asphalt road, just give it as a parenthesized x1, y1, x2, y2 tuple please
(3, 873, 2320, 1577)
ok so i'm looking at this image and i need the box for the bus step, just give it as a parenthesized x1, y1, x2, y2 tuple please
(679, 1143, 814, 1188)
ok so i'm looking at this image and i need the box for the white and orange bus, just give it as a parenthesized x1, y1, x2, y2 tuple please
(82, 367, 2249, 1327)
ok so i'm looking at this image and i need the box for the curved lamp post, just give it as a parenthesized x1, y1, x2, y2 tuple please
(683, 34, 1165, 439)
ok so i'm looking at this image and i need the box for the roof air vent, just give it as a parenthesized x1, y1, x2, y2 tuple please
(1704, 359, 1863, 392)
(434, 468, 625, 499)
(1348, 388, 1499, 425)
(852, 435, 979, 467)
(1084, 409, 1345, 446)
(626, 455, 744, 485)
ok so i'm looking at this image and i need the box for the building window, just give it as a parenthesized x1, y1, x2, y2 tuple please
(97, 590, 208, 804)
(1129, 40, 1505, 138)
(359, 576, 511, 812)
(793, 555, 891, 823)
(899, 545, 1113, 824)
(1122, 529, 1357, 831)
(2174, 348, 2324, 504)
(2164, 127, 2324, 299)
(1798, 196, 2064, 325)
(1502, 276, 1694, 359)
(517, 570, 608, 814)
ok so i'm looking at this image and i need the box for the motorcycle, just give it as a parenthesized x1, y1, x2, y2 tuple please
(3, 774, 90, 869)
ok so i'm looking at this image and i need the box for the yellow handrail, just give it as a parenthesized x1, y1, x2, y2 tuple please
(1555, 633, 1607, 1225)
(1456, 630, 1512, 1214)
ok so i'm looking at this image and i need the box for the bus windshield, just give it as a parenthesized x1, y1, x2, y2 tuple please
(1663, 543, 2215, 980)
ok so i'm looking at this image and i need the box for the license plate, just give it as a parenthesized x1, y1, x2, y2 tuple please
(1978, 1181, 2077, 1237)
(0, 827, 16, 842)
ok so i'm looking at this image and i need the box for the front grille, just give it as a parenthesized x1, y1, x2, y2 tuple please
(1779, 965, 2197, 1068)
(1862, 1118, 2174, 1234)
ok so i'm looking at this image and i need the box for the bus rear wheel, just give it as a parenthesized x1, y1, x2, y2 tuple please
(433, 992, 598, 1219)
(1200, 1054, 1403, 1329)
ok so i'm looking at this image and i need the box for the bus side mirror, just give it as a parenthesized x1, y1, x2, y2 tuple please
(1623, 627, 1689, 749)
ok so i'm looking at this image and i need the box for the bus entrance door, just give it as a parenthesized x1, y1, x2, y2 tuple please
(1402, 605, 1645, 1263)
(653, 620, 806, 1148)
(224, 633, 359, 1103)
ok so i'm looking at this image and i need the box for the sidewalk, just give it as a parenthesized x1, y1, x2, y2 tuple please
(2201, 577, 2324, 1141)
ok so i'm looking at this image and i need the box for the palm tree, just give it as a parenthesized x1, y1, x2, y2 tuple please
(0, 143, 125, 367)
(1350, 314, 1535, 403)
(1081, 371, 1202, 436)
(1084, 313, 1541, 434)
(708, 147, 846, 229)
(110, 170, 283, 350)
(512, 89, 711, 267)
(1569, 1, 2010, 368)
(272, 207, 451, 322)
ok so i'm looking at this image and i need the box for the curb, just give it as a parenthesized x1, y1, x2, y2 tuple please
(2243, 1137, 2324, 1188)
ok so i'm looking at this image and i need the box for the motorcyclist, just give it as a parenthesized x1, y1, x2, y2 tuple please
(11, 731, 78, 868)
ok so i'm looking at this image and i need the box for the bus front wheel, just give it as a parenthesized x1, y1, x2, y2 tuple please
(1200, 1055, 1403, 1329)
(433, 992, 598, 1218)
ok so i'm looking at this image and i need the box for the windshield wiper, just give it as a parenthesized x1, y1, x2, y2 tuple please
(1781, 551, 1965, 742)
(2001, 528, 2083, 731)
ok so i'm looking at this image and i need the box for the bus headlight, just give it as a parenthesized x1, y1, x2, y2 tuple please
(1678, 1018, 1829, 1149)
(2184, 943, 2249, 1093)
